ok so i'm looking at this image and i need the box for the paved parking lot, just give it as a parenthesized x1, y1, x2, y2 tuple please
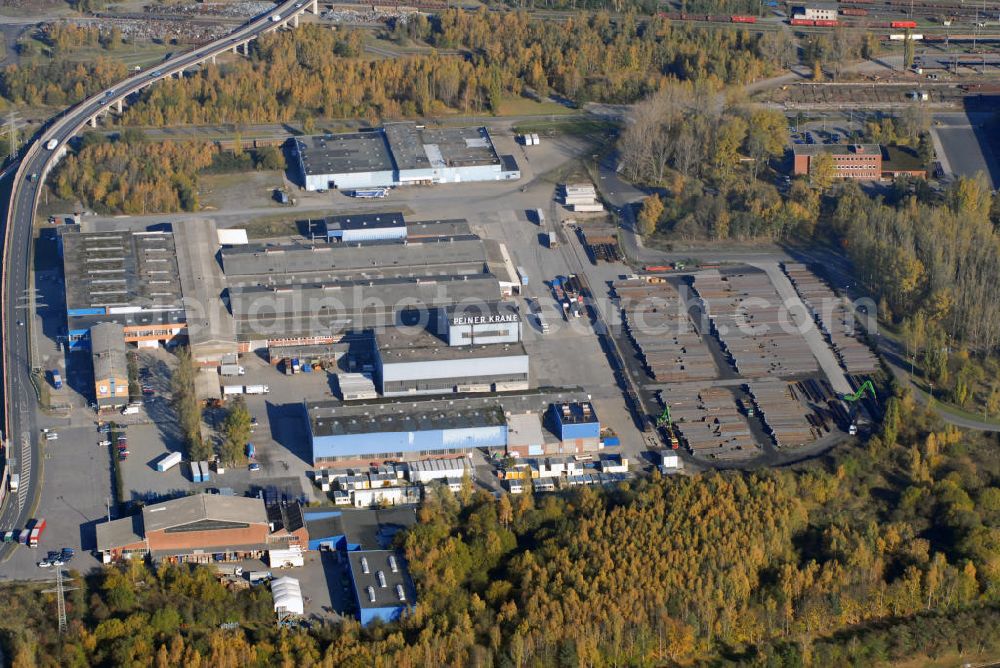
(0, 425, 111, 581)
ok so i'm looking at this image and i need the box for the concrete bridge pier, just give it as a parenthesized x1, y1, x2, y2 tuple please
(88, 116, 97, 128)
(310, 0, 319, 13)
(114, 99, 123, 114)
(291, 14, 299, 28)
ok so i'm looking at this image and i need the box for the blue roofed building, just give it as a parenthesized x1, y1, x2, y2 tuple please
(551, 401, 601, 452)
(306, 396, 507, 468)
(347, 550, 414, 626)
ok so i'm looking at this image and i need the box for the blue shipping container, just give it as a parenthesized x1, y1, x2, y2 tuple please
(603, 436, 621, 447)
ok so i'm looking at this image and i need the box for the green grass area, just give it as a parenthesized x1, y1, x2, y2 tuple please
(240, 215, 303, 239)
(496, 96, 579, 117)
(513, 117, 617, 138)
(17, 37, 180, 71)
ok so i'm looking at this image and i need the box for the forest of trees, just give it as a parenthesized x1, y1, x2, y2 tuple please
(620, 82, 819, 241)
(0, 57, 127, 107)
(49, 132, 284, 215)
(117, 14, 773, 126)
(51, 134, 213, 214)
(829, 176, 1000, 366)
(3, 388, 999, 666)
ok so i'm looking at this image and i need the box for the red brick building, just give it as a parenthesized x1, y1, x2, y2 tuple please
(792, 143, 882, 180)
(96, 494, 308, 564)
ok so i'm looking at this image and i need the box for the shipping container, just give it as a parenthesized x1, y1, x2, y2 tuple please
(571, 203, 605, 212)
(223, 385, 245, 396)
(200, 461, 212, 483)
(789, 18, 814, 25)
(531, 133, 540, 145)
(191, 461, 202, 483)
(245, 384, 270, 395)
(219, 364, 245, 376)
(157, 451, 182, 472)
(891, 20, 917, 28)
(730, 15, 757, 23)
(813, 19, 839, 26)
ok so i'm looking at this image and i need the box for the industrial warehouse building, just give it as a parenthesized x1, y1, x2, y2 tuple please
(95, 495, 307, 563)
(319, 212, 407, 243)
(307, 388, 601, 467)
(347, 550, 415, 626)
(59, 222, 238, 364)
(308, 398, 507, 468)
(227, 274, 503, 350)
(60, 229, 188, 350)
(220, 214, 508, 351)
(294, 123, 520, 192)
(90, 322, 130, 409)
(374, 327, 529, 397)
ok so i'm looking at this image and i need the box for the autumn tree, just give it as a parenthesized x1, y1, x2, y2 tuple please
(171, 346, 209, 461)
(810, 152, 837, 190)
(637, 195, 663, 237)
(221, 395, 251, 465)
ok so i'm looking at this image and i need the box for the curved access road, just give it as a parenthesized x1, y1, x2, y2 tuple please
(0, 0, 316, 557)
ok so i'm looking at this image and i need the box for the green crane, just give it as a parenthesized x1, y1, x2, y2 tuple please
(841, 379, 876, 436)
(842, 379, 876, 403)
(656, 405, 672, 427)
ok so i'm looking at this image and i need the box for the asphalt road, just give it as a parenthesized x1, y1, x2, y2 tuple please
(0, 0, 313, 561)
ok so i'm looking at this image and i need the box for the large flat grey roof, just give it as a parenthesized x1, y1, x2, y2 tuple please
(347, 550, 414, 610)
(376, 326, 527, 364)
(142, 494, 267, 532)
(172, 219, 237, 357)
(96, 514, 144, 551)
(227, 274, 503, 337)
(384, 123, 501, 170)
(61, 229, 183, 314)
(323, 212, 405, 234)
(310, 396, 506, 437)
(297, 124, 502, 178)
(222, 236, 487, 281)
(91, 322, 128, 381)
(296, 131, 395, 176)
(307, 386, 591, 438)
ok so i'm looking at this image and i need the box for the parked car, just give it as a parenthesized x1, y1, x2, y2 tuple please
(61, 547, 75, 562)
(98, 440, 111, 447)
(37, 560, 52, 568)
(248, 463, 261, 472)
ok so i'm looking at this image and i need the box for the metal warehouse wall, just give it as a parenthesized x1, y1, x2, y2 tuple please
(311, 425, 508, 461)
(379, 355, 529, 383)
(304, 170, 395, 192)
(558, 422, 601, 441)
